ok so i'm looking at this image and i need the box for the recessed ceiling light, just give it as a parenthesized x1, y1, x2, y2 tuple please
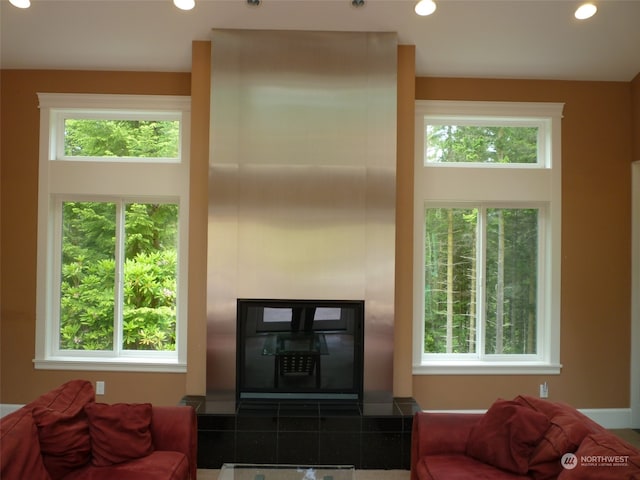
(9, 0, 30, 8)
(575, 3, 597, 20)
(173, 0, 195, 11)
(415, 0, 436, 16)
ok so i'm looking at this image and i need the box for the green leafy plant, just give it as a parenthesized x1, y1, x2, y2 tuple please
(59, 202, 178, 352)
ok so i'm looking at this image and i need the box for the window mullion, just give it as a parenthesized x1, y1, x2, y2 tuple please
(114, 201, 125, 355)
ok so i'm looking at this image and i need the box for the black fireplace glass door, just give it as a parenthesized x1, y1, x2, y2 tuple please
(236, 299, 364, 401)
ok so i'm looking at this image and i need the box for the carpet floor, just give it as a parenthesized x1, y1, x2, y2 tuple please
(611, 428, 640, 448)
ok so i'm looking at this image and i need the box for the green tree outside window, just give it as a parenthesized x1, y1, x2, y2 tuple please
(64, 119, 179, 158)
(423, 124, 539, 356)
(60, 202, 178, 351)
(58, 117, 180, 352)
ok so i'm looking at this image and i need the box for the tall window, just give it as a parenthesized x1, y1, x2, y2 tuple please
(35, 94, 190, 372)
(413, 101, 563, 374)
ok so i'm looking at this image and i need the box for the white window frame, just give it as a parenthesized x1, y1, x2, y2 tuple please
(34, 93, 191, 372)
(413, 100, 563, 375)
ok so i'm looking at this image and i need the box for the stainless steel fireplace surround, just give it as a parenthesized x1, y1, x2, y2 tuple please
(206, 29, 397, 400)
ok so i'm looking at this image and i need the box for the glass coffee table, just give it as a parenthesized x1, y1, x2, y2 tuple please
(218, 464, 355, 480)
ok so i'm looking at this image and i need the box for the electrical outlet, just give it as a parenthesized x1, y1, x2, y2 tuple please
(96, 381, 105, 395)
(539, 382, 548, 398)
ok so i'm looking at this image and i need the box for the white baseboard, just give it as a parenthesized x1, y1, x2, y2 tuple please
(0, 404, 24, 418)
(424, 409, 486, 415)
(424, 408, 635, 429)
(579, 408, 633, 429)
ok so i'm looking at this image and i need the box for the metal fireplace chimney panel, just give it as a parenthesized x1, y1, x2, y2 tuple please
(207, 29, 397, 398)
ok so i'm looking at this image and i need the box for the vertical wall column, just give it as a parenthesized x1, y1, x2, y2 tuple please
(394, 45, 416, 398)
(186, 40, 211, 397)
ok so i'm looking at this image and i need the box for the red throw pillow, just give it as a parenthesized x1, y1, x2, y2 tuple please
(34, 380, 95, 413)
(557, 432, 640, 479)
(466, 399, 550, 474)
(84, 403, 154, 466)
(32, 407, 91, 480)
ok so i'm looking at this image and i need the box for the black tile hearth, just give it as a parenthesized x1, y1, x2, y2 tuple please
(181, 394, 420, 469)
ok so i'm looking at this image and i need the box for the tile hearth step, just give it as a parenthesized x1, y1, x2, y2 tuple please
(180, 395, 420, 470)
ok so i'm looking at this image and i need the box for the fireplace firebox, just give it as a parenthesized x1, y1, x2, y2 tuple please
(236, 299, 364, 402)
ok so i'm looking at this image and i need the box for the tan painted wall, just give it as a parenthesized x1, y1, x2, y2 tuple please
(0, 70, 192, 405)
(412, 78, 633, 409)
(1, 52, 636, 411)
(185, 41, 211, 397)
(633, 73, 640, 161)
(393, 45, 416, 398)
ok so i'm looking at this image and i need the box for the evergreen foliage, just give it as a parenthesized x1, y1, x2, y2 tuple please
(64, 119, 179, 158)
(424, 125, 538, 355)
(58, 119, 179, 351)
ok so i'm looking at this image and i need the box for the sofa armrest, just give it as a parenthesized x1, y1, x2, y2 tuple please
(150, 405, 197, 480)
(410, 412, 482, 480)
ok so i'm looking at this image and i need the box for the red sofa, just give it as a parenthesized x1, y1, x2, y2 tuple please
(411, 395, 640, 480)
(0, 379, 197, 480)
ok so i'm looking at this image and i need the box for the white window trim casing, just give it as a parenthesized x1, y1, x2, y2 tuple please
(34, 93, 191, 373)
(632, 161, 640, 427)
(413, 100, 564, 375)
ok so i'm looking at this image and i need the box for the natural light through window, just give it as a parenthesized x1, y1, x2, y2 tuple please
(424, 206, 539, 356)
(61, 117, 180, 161)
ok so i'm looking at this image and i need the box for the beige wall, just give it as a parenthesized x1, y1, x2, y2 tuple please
(1, 48, 637, 411)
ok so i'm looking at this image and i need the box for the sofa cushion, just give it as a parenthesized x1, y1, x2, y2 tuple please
(32, 406, 91, 480)
(526, 413, 592, 480)
(514, 395, 603, 435)
(31, 380, 95, 413)
(61, 451, 189, 480)
(419, 454, 531, 480)
(513, 395, 602, 479)
(466, 399, 550, 474)
(85, 403, 154, 466)
(557, 432, 640, 480)
(0, 409, 52, 480)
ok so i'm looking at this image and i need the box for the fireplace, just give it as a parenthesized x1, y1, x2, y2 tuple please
(191, 29, 417, 470)
(236, 299, 364, 402)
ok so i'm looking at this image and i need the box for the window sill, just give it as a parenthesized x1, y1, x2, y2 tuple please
(33, 357, 186, 373)
(413, 361, 562, 375)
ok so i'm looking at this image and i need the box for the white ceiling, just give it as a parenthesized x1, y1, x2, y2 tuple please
(1, 0, 639, 82)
